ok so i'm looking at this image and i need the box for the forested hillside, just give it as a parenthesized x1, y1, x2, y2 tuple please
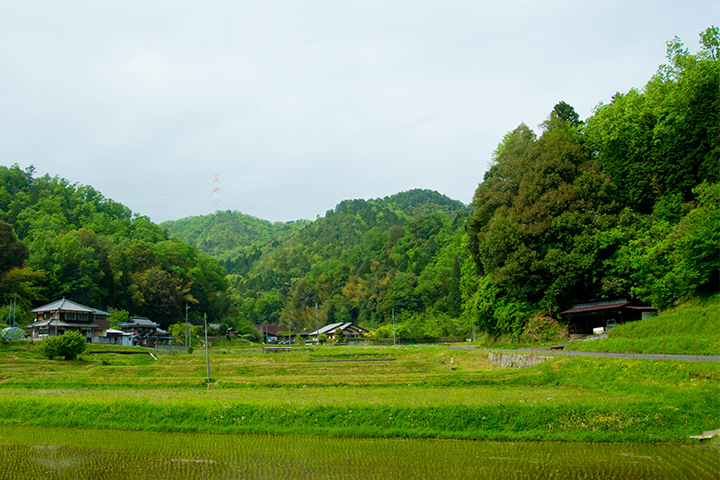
(160, 211, 309, 274)
(1, 28, 717, 340)
(0, 166, 231, 328)
(465, 29, 718, 333)
(225, 190, 472, 336)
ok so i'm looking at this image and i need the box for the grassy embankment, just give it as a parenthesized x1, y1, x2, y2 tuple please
(0, 338, 717, 443)
(565, 296, 720, 355)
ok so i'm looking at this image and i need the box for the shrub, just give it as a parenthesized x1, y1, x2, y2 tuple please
(522, 313, 568, 344)
(39, 331, 87, 360)
(318, 333, 328, 344)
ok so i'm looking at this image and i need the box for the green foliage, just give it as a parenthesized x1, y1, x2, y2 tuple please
(334, 329, 347, 345)
(522, 313, 568, 344)
(586, 31, 719, 210)
(160, 210, 308, 275)
(0, 221, 28, 274)
(318, 333, 328, 344)
(465, 29, 719, 333)
(223, 189, 472, 336)
(0, 164, 231, 327)
(38, 331, 87, 360)
(168, 323, 190, 346)
(109, 310, 129, 329)
(0, 303, 33, 328)
(608, 183, 720, 308)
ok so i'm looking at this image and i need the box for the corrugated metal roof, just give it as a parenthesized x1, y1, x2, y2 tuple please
(307, 323, 357, 336)
(562, 300, 656, 315)
(561, 301, 631, 315)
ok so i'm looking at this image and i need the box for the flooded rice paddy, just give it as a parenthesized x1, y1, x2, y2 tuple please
(0, 426, 717, 479)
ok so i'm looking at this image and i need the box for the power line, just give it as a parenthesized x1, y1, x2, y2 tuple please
(218, 182, 295, 221)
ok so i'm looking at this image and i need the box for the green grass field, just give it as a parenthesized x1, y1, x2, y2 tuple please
(0, 340, 717, 443)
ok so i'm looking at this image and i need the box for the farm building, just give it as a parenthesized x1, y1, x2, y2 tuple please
(28, 298, 110, 342)
(99, 328, 133, 346)
(562, 297, 657, 339)
(255, 324, 283, 343)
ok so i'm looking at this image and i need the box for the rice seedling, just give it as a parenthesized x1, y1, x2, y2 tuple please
(0, 426, 716, 479)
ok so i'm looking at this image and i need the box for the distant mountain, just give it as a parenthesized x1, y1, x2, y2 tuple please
(212, 189, 472, 332)
(160, 211, 308, 271)
(161, 189, 470, 277)
(376, 189, 470, 220)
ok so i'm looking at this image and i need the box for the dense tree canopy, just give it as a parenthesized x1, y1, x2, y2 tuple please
(0, 164, 231, 328)
(465, 27, 719, 330)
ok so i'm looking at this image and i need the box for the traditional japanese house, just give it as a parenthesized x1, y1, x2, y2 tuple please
(118, 317, 174, 347)
(306, 322, 369, 342)
(28, 298, 110, 341)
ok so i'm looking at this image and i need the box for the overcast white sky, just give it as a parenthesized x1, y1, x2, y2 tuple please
(1, 1, 716, 223)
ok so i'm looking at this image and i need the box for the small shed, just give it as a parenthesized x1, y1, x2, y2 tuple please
(562, 297, 657, 339)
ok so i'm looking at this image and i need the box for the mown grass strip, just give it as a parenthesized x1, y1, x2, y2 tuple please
(0, 395, 715, 443)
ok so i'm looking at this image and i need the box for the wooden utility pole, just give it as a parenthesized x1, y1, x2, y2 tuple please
(185, 302, 189, 353)
(392, 309, 395, 346)
(204, 313, 210, 383)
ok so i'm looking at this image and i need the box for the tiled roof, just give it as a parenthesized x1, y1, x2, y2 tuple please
(32, 298, 110, 316)
(119, 317, 160, 328)
(29, 318, 99, 329)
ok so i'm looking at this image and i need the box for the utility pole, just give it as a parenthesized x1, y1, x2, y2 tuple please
(287, 310, 293, 343)
(315, 303, 319, 345)
(204, 313, 210, 383)
(392, 309, 396, 346)
(185, 302, 190, 353)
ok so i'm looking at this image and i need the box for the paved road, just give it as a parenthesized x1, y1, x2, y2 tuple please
(502, 348, 720, 362)
(367, 343, 719, 362)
